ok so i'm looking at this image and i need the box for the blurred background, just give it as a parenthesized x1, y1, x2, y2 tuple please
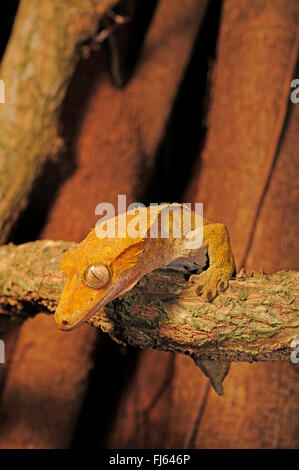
(0, 0, 298, 449)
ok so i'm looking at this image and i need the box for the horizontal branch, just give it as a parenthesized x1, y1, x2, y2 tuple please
(0, 241, 298, 363)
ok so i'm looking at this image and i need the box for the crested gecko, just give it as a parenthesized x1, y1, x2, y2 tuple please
(55, 204, 235, 331)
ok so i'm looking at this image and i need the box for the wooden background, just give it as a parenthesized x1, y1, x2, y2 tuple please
(0, 0, 298, 448)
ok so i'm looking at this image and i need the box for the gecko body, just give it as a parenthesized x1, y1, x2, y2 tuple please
(55, 204, 235, 330)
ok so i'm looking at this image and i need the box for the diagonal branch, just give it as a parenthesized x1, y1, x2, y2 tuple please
(0, 240, 298, 363)
(0, 0, 118, 243)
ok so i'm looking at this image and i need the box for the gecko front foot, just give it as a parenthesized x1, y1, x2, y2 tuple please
(189, 267, 231, 301)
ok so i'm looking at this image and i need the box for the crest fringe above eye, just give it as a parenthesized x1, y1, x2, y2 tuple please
(112, 241, 145, 272)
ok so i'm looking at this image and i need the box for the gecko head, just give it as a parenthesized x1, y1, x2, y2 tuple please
(55, 229, 145, 331)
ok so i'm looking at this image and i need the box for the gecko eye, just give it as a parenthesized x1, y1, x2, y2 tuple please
(83, 264, 110, 289)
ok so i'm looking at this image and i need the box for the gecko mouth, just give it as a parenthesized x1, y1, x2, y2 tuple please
(55, 289, 120, 331)
(56, 272, 140, 331)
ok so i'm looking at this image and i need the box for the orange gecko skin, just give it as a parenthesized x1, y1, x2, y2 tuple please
(55, 204, 235, 330)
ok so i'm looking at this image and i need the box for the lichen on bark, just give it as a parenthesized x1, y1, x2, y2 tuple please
(0, 240, 298, 364)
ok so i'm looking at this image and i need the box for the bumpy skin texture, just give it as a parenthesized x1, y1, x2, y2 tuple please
(190, 223, 235, 301)
(55, 204, 235, 330)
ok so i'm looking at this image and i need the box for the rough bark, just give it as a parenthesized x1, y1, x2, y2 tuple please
(187, 0, 299, 272)
(0, 0, 117, 243)
(104, 0, 299, 450)
(0, 240, 298, 363)
(180, 0, 299, 448)
(0, 0, 210, 448)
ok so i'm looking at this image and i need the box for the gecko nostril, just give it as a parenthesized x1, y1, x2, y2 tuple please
(62, 320, 68, 326)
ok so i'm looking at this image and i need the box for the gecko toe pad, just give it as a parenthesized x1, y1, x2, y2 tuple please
(190, 268, 231, 301)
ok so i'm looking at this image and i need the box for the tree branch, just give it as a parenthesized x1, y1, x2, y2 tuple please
(0, 0, 117, 243)
(0, 241, 298, 363)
